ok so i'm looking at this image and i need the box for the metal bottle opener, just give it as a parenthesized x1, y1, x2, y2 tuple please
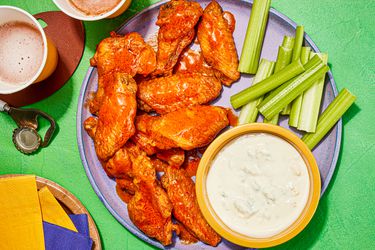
(0, 99, 56, 154)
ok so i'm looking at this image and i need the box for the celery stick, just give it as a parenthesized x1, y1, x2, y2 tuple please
(289, 46, 312, 127)
(263, 45, 293, 124)
(281, 104, 292, 115)
(298, 53, 328, 132)
(238, 0, 271, 74)
(292, 26, 305, 61)
(302, 88, 356, 149)
(258, 55, 329, 120)
(282, 36, 295, 49)
(274, 46, 293, 72)
(282, 26, 304, 114)
(263, 114, 279, 124)
(238, 59, 275, 125)
(231, 60, 304, 109)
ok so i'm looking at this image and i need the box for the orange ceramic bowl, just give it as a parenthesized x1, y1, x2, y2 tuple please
(196, 123, 321, 248)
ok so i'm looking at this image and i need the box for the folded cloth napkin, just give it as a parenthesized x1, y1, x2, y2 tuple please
(0, 176, 45, 250)
(38, 186, 78, 232)
(43, 221, 93, 250)
(69, 214, 90, 237)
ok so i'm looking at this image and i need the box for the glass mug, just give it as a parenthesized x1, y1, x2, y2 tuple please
(0, 6, 58, 94)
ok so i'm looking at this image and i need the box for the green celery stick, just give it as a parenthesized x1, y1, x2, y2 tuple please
(263, 114, 279, 124)
(283, 26, 305, 114)
(282, 36, 295, 49)
(258, 55, 329, 120)
(238, 0, 271, 74)
(238, 59, 275, 125)
(263, 45, 293, 124)
(289, 46, 312, 127)
(281, 105, 292, 115)
(231, 59, 304, 109)
(292, 26, 305, 61)
(298, 53, 328, 132)
(302, 88, 356, 149)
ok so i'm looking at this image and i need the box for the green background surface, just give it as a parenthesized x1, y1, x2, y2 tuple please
(0, 0, 374, 249)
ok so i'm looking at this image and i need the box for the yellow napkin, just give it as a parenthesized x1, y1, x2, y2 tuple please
(38, 186, 77, 232)
(0, 175, 45, 250)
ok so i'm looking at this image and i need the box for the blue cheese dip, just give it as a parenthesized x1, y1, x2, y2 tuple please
(206, 133, 310, 238)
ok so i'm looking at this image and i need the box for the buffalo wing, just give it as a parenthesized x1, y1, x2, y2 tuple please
(135, 105, 229, 150)
(137, 73, 222, 114)
(161, 168, 221, 246)
(153, 0, 203, 76)
(197, 1, 239, 86)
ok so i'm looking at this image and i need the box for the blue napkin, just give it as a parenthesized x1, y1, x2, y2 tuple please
(43, 214, 93, 250)
(69, 214, 90, 237)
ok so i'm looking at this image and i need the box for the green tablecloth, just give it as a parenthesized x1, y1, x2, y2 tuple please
(0, 0, 374, 249)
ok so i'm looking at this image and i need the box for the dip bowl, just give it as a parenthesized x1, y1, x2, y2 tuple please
(196, 123, 321, 248)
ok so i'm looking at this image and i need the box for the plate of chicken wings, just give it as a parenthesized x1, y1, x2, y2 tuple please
(77, 0, 341, 249)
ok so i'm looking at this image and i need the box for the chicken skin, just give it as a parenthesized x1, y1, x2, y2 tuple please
(161, 168, 221, 246)
(153, 0, 203, 76)
(135, 105, 229, 151)
(125, 142, 178, 246)
(94, 73, 137, 161)
(90, 32, 156, 114)
(104, 148, 133, 179)
(174, 49, 214, 76)
(156, 148, 185, 167)
(197, 0, 240, 86)
(128, 181, 176, 246)
(137, 73, 222, 114)
(116, 177, 136, 203)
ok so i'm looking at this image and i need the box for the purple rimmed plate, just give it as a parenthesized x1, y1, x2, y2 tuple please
(77, 0, 341, 249)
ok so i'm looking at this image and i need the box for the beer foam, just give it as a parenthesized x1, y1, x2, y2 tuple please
(0, 21, 44, 85)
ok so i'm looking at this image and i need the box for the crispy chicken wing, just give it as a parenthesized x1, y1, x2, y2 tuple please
(91, 32, 156, 77)
(136, 105, 229, 151)
(128, 181, 175, 246)
(153, 0, 203, 76)
(90, 32, 156, 114)
(116, 177, 136, 203)
(156, 148, 185, 167)
(161, 168, 221, 246)
(84, 116, 98, 139)
(104, 148, 133, 178)
(197, 1, 240, 86)
(125, 142, 177, 245)
(174, 49, 214, 75)
(177, 222, 198, 244)
(137, 73, 222, 114)
(94, 73, 137, 161)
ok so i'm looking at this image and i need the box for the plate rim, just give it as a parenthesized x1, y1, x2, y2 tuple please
(76, 0, 342, 248)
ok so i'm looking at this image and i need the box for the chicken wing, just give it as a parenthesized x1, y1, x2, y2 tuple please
(136, 105, 229, 150)
(125, 142, 177, 245)
(104, 148, 133, 178)
(94, 73, 137, 161)
(156, 148, 185, 167)
(90, 32, 156, 114)
(177, 222, 198, 244)
(137, 73, 222, 114)
(174, 49, 214, 76)
(128, 181, 175, 246)
(84, 116, 98, 139)
(153, 0, 203, 76)
(197, 1, 240, 86)
(161, 168, 221, 246)
(116, 177, 136, 203)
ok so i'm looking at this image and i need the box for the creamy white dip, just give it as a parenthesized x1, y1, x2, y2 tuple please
(206, 133, 310, 238)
